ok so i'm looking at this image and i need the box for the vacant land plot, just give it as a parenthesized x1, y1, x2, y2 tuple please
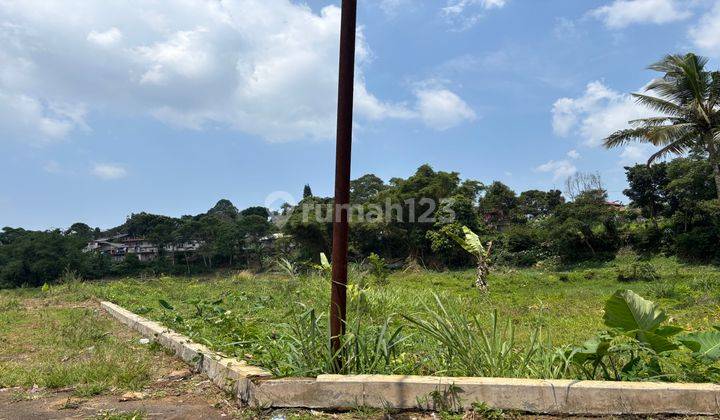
(3, 256, 720, 385)
(0, 296, 243, 419)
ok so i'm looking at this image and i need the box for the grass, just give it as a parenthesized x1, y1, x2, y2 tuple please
(0, 298, 159, 395)
(2, 255, 720, 381)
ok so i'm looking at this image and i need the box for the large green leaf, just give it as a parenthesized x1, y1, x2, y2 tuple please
(679, 331, 720, 361)
(603, 290, 680, 353)
(447, 225, 486, 257)
(637, 331, 678, 353)
(604, 290, 667, 332)
(573, 336, 610, 364)
(319, 252, 331, 270)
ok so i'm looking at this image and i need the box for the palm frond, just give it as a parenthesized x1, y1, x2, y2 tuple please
(632, 93, 686, 117)
(709, 71, 720, 109)
(628, 116, 686, 127)
(646, 54, 711, 110)
(646, 137, 694, 164)
(603, 127, 652, 148)
(644, 123, 699, 146)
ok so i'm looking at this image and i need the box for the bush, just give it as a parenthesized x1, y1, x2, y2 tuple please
(616, 262, 660, 282)
(625, 222, 663, 255)
(495, 225, 545, 267)
(674, 227, 720, 263)
(367, 253, 389, 285)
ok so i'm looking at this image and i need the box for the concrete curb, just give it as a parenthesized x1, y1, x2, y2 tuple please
(252, 375, 720, 415)
(100, 301, 272, 402)
(102, 301, 720, 415)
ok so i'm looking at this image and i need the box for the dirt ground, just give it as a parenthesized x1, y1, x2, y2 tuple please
(0, 368, 241, 419)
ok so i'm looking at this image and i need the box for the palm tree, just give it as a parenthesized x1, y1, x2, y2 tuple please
(604, 53, 720, 199)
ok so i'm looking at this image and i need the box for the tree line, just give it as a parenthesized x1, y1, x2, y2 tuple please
(1, 155, 718, 288)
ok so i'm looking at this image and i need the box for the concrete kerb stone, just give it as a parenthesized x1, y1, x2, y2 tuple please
(252, 375, 720, 415)
(100, 301, 272, 403)
(101, 301, 720, 415)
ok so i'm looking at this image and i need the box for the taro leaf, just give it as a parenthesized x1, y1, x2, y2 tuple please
(679, 331, 720, 361)
(637, 330, 678, 353)
(573, 336, 610, 363)
(604, 290, 667, 332)
(654, 325, 684, 337)
(158, 299, 174, 310)
(604, 290, 678, 353)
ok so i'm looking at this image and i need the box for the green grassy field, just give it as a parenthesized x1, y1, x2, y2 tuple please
(0, 299, 156, 394)
(3, 255, 720, 382)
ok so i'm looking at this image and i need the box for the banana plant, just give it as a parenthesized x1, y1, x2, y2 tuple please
(447, 225, 493, 291)
(308, 252, 332, 276)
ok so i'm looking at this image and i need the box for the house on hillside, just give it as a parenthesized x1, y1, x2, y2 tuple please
(605, 201, 626, 211)
(84, 234, 201, 262)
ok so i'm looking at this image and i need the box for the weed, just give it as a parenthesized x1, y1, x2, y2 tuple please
(367, 253, 389, 285)
(232, 270, 255, 282)
(617, 262, 660, 282)
(94, 409, 146, 420)
(468, 402, 505, 419)
(275, 258, 298, 279)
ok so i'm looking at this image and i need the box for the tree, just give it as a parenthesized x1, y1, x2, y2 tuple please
(624, 163, 669, 218)
(303, 184, 313, 198)
(207, 199, 239, 221)
(240, 206, 270, 219)
(350, 174, 386, 203)
(604, 53, 720, 199)
(564, 172, 604, 201)
(479, 181, 517, 226)
(543, 188, 620, 262)
(516, 189, 564, 220)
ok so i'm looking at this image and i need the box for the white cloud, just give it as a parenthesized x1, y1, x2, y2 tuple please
(590, 0, 691, 29)
(536, 159, 577, 180)
(91, 163, 127, 180)
(0, 90, 86, 143)
(0, 0, 469, 143)
(414, 88, 476, 130)
(552, 80, 654, 146)
(567, 149, 580, 159)
(619, 143, 655, 165)
(441, 0, 507, 30)
(688, 2, 720, 57)
(87, 27, 122, 47)
(379, 0, 411, 17)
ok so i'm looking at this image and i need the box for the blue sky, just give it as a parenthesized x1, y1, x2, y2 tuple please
(2, 0, 720, 230)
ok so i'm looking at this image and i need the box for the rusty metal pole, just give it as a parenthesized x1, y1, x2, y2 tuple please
(330, 0, 357, 366)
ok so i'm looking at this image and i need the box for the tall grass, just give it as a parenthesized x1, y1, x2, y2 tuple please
(403, 294, 572, 378)
(264, 304, 407, 376)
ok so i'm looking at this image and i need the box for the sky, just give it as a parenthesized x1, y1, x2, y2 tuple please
(2, 0, 720, 230)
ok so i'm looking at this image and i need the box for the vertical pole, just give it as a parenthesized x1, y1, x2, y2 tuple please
(330, 0, 357, 366)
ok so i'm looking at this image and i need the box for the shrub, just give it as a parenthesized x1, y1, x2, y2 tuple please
(616, 262, 660, 282)
(674, 227, 720, 263)
(231, 270, 254, 282)
(625, 222, 663, 255)
(367, 253, 389, 285)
